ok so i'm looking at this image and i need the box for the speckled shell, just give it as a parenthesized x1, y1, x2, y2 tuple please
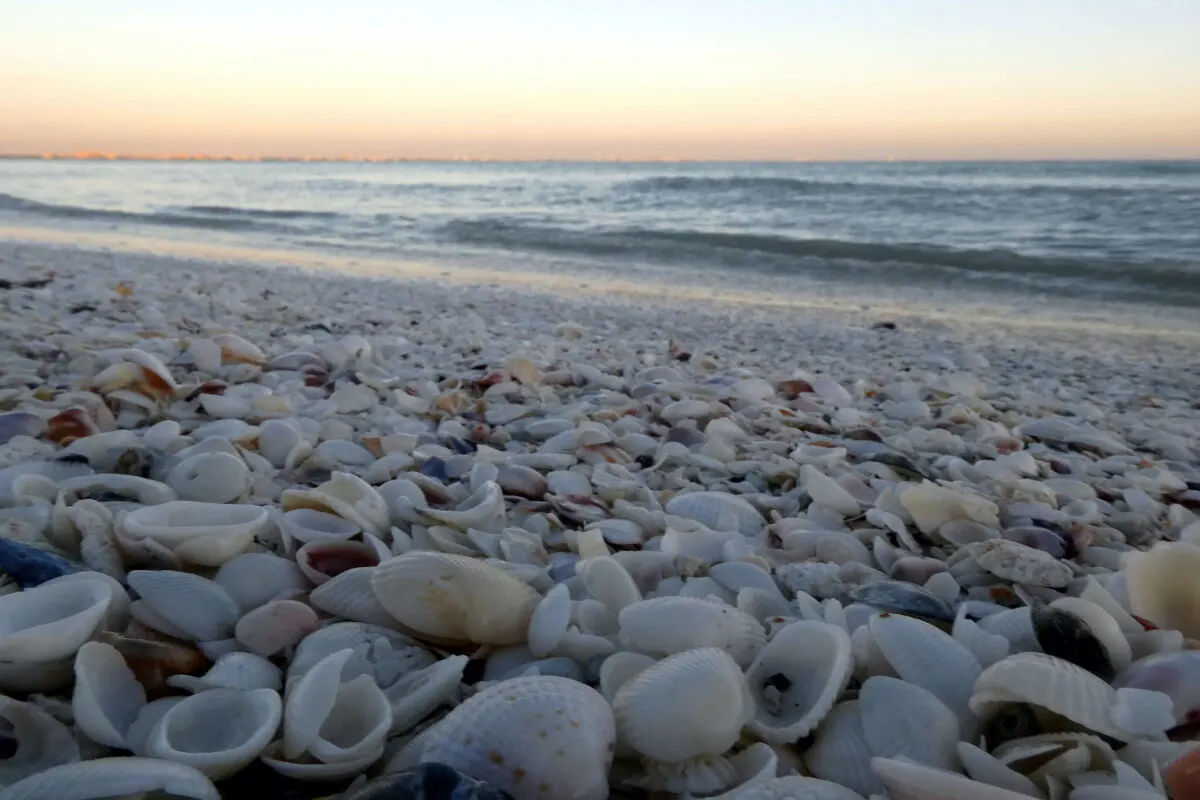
(419, 674, 615, 800)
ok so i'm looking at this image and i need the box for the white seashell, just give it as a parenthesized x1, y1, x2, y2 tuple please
(971, 652, 1132, 741)
(123, 501, 267, 566)
(258, 420, 303, 468)
(283, 648, 351, 760)
(166, 452, 252, 504)
(1111, 687, 1174, 738)
(281, 508, 361, 544)
(0, 579, 111, 663)
(198, 393, 251, 419)
(421, 481, 506, 533)
(167, 652, 282, 693)
(619, 596, 765, 667)
(0, 694, 81, 787)
(871, 756, 1035, 800)
(285, 622, 434, 691)
(801, 465, 861, 517)
(805, 701, 882, 797)
(665, 491, 765, 536)
(421, 674, 615, 800)
(57, 473, 177, 505)
(869, 612, 981, 733)
(126, 570, 241, 642)
(145, 687, 281, 779)
(900, 482, 1000, 535)
(234, 600, 320, 657)
(315, 438, 376, 466)
(0, 757, 219, 800)
(214, 553, 311, 612)
(281, 472, 390, 536)
(260, 738, 384, 781)
(370, 552, 540, 645)
(746, 620, 852, 743)
(528, 583, 572, 658)
(0, 460, 95, 506)
(614, 648, 751, 793)
(599, 651, 656, 703)
(576, 555, 643, 613)
(380, 654, 465, 736)
(974, 539, 1072, 588)
(859, 676, 960, 771)
(952, 606, 1011, 668)
(73, 641, 146, 749)
(305, 673, 391, 764)
(310, 566, 399, 628)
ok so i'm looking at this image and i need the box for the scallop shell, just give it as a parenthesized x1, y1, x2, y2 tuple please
(370, 552, 540, 645)
(0, 694, 81, 787)
(122, 502, 267, 567)
(144, 688, 281, 780)
(420, 674, 615, 800)
(618, 596, 766, 667)
(0, 757, 220, 800)
(859, 676, 960, 771)
(971, 652, 1133, 741)
(613, 647, 751, 792)
(745, 620, 852, 743)
(309, 566, 399, 628)
(126, 570, 241, 642)
(664, 491, 765, 536)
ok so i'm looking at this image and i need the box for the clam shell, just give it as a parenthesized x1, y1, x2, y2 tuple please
(1031, 597, 1132, 680)
(859, 676, 960, 771)
(213, 552, 310, 612)
(421, 674, 615, 800)
(234, 600, 320, 657)
(296, 539, 379, 585)
(283, 647, 353, 760)
(805, 701, 882, 797)
(974, 539, 1072, 588)
(145, 688, 282, 779)
(281, 472, 390, 536)
(664, 491, 765, 536)
(166, 452, 251, 504)
(310, 566, 399, 628)
(384, 654, 467, 735)
(167, 652, 282, 693)
(576, 555, 642, 613)
(421, 481, 507, 533)
(307, 674, 392, 764)
(618, 596, 766, 667)
(370, 552, 540, 645)
(126, 570, 241, 642)
(746, 620, 852, 743)
(123, 502, 266, 567)
(73, 641, 146, 749)
(0, 757, 219, 800)
(0, 579, 111, 662)
(871, 756, 1035, 800)
(285, 622, 433, 691)
(528, 583, 572, 658)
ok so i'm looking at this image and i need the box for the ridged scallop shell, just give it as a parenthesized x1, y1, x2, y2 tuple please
(0, 757, 219, 800)
(126, 570, 241, 642)
(745, 620, 852, 743)
(419, 674, 615, 800)
(664, 491, 765, 536)
(971, 652, 1132, 741)
(213, 553, 310, 612)
(0, 694, 81, 787)
(613, 647, 751, 792)
(370, 552, 540, 645)
(618, 596, 766, 667)
(576, 555, 642, 613)
(310, 566, 399, 628)
(73, 641, 146, 749)
(145, 688, 281, 780)
(859, 676, 960, 771)
(122, 502, 267, 567)
(805, 701, 882, 797)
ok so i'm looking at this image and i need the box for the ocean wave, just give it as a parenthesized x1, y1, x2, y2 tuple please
(440, 217, 1200, 293)
(179, 204, 343, 220)
(617, 176, 862, 194)
(0, 192, 319, 233)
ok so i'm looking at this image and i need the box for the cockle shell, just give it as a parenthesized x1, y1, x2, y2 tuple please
(214, 552, 310, 612)
(126, 570, 241, 642)
(370, 552, 540, 645)
(613, 647, 752, 793)
(618, 596, 766, 666)
(419, 674, 616, 800)
(145, 688, 282, 780)
(122, 502, 267, 567)
(745, 620, 852, 743)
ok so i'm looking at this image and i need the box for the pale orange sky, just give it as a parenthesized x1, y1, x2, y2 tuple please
(3, 1, 1199, 160)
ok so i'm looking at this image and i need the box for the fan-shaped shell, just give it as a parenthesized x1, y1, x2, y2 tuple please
(310, 567, 398, 628)
(126, 570, 241, 642)
(618, 596, 766, 667)
(122, 502, 266, 567)
(370, 552, 540, 645)
(145, 688, 282, 780)
(745, 620, 852, 743)
(859, 676, 960, 771)
(804, 701, 881, 797)
(420, 674, 615, 800)
(664, 491, 765, 536)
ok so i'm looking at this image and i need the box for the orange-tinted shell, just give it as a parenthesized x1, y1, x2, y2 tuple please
(45, 406, 101, 445)
(1167, 748, 1200, 800)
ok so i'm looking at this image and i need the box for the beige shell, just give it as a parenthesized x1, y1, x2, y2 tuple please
(1124, 541, 1200, 640)
(370, 552, 540, 645)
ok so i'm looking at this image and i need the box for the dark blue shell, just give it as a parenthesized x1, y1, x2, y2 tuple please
(342, 763, 515, 800)
(0, 538, 79, 587)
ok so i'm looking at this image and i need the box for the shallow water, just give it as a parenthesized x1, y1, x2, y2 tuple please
(1, 159, 1198, 305)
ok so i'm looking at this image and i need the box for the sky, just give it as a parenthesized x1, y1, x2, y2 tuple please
(2, 0, 1199, 160)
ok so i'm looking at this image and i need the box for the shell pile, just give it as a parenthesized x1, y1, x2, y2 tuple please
(2, 248, 1200, 799)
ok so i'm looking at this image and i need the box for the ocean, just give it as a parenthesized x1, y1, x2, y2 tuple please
(1, 160, 1198, 306)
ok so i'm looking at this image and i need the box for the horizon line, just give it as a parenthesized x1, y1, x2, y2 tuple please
(2, 153, 1199, 164)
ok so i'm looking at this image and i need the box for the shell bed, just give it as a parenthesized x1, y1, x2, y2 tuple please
(1, 249, 1200, 800)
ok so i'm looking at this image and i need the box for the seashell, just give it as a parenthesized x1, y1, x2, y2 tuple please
(94, 632, 209, 698)
(73, 640, 146, 749)
(971, 652, 1133, 741)
(871, 756, 1033, 800)
(342, 763, 516, 800)
(281, 472, 390, 536)
(956, 741, 1041, 797)
(1112, 651, 1200, 728)
(0, 694, 81, 786)
(745, 620, 852, 743)
(0, 756, 219, 800)
(528, 583, 572, 658)
(900, 482, 1000, 534)
(371, 552, 540, 645)
(234, 600, 320, 657)
(495, 463, 548, 500)
(214, 552, 310, 612)
(286, 621, 434, 691)
(869, 612, 982, 733)
(259, 738, 383, 781)
(0, 578, 111, 665)
(282, 647, 391, 765)
(801, 464, 861, 517)
(664, 491, 765, 536)
(281, 507, 362, 545)
(421, 481, 507, 533)
(1030, 596, 1132, 681)
(126, 570, 241, 642)
(618, 596, 766, 666)
(850, 580, 955, 622)
(0, 460, 95, 506)
(210, 332, 267, 366)
(419, 674, 614, 800)
(805, 701, 881, 796)
(144, 688, 281, 780)
(0, 537, 78, 588)
(257, 420, 303, 468)
(123, 502, 267, 566)
(727, 775, 866, 800)
(57, 473, 176, 505)
(384, 654, 467, 735)
(310, 566, 400, 628)
(0, 411, 45, 446)
(1124, 541, 1200, 640)
(860, 676, 960, 771)
(613, 647, 752, 793)
(952, 606, 1010, 668)
(296, 539, 380, 585)
(165, 452, 252, 504)
(1166, 747, 1200, 800)
(974, 539, 1072, 588)
(167, 651, 281, 693)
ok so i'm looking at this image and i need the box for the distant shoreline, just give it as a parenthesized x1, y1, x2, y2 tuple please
(1, 155, 1198, 164)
